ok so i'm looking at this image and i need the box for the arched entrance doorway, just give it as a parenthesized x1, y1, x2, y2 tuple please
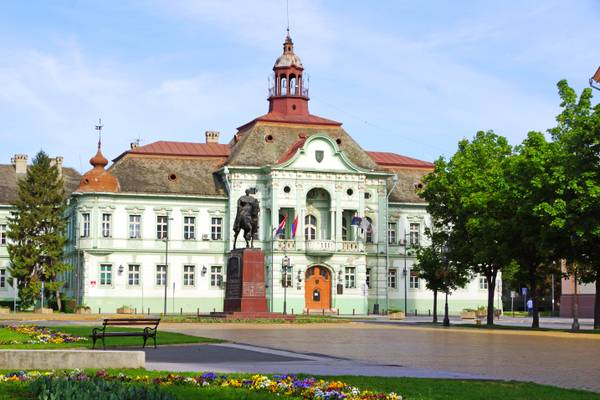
(305, 266, 332, 310)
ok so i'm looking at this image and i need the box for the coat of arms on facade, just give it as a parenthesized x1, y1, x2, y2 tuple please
(315, 150, 324, 163)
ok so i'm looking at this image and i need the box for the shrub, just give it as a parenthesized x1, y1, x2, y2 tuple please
(30, 377, 174, 400)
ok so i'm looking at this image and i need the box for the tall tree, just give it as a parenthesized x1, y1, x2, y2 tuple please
(542, 80, 600, 329)
(420, 131, 513, 325)
(504, 132, 562, 328)
(7, 151, 69, 310)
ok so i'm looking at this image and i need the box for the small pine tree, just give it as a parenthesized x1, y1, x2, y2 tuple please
(7, 151, 69, 310)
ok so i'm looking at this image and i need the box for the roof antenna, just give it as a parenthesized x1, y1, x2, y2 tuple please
(286, 0, 290, 35)
(94, 118, 104, 150)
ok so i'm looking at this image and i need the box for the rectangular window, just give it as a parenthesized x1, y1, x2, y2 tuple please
(409, 223, 420, 246)
(156, 216, 168, 239)
(210, 266, 223, 287)
(100, 264, 112, 286)
(128, 265, 140, 286)
(183, 216, 195, 240)
(156, 265, 166, 286)
(101, 213, 112, 238)
(183, 265, 195, 286)
(366, 268, 371, 288)
(211, 217, 223, 240)
(387, 222, 397, 245)
(344, 267, 356, 289)
(0, 269, 5, 288)
(387, 269, 397, 289)
(479, 277, 488, 290)
(81, 213, 90, 238)
(129, 215, 141, 239)
(0, 224, 6, 245)
(281, 266, 292, 288)
(409, 272, 420, 289)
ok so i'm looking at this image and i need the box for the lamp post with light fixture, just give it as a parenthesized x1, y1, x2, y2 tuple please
(162, 216, 174, 315)
(282, 255, 291, 315)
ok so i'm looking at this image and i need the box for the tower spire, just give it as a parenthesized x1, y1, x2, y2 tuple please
(95, 118, 104, 150)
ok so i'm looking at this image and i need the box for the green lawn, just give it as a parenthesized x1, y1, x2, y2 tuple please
(0, 370, 598, 400)
(0, 325, 222, 349)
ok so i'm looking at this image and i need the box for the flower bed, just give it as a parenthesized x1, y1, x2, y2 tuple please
(0, 370, 401, 399)
(3, 325, 87, 344)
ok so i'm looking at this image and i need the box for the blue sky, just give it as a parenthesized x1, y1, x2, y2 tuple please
(0, 1, 598, 171)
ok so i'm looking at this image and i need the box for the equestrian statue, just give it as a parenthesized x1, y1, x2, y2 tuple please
(233, 189, 260, 249)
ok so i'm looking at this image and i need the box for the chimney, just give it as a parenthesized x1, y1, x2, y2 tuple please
(205, 130, 220, 144)
(51, 156, 64, 177)
(11, 154, 28, 174)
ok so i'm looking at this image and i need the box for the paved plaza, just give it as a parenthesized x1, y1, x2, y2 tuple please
(159, 322, 600, 392)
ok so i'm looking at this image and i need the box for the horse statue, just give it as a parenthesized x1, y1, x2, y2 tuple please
(233, 189, 259, 249)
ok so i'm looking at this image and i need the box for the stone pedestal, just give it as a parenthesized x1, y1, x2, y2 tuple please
(224, 248, 268, 313)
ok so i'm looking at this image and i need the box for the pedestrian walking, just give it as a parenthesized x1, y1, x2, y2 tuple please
(527, 298, 533, 316)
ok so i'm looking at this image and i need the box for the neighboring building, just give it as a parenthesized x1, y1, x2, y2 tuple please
(0, 154, 80, 304)
(2, 33, 494, 314)
(560, 263, 596, 318)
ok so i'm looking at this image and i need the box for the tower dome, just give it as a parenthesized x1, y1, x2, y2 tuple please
(268, 32, 309, 116)
(76, 144, 120, 193)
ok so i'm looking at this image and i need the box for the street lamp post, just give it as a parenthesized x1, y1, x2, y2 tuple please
(282, 255, 290, 315)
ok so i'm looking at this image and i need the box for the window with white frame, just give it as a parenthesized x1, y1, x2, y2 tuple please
(101, 213, 112, 238)
(304, 214, 317, 240)
(0, 269, 5, 288)
(211, 217, 223, 240)
(342, 217, 348, 241)
(409, 223, 420, 246)
(387, 222, 397, 245)
(156, 216, 168, 239)
(479, 277, 488, 290)
(183, 265, 195, 286)
(365, 217, 373, 243)
(409, 271, 420, 289)
(183, 216, 196, 240)
(156, 265, 166, 286)
(366, 267, 371, 288)
(128, 264, 140, 286)
(129, 215, 141, 239)
(344, 267, 356, 289)
(99, 264, 112, 286)
(81, 213, 90, 237)
(387, 269, 397, 288)
(0, 224, 6, 245)
(210, 266, 223, 287)
(281, 266, 292, 288)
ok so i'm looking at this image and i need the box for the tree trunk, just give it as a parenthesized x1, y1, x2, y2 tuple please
(433, 289, 438, 324)
(486, 270, 498, 325)
(594, 275, 600, 330)
(529, 271, 539, 328)
(55, 289, 62, 312)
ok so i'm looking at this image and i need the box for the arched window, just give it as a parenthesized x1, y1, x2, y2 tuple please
(280, 75, 287, 96)
(289, 75, 296, 95)
(364, 217, 374, 243)
(305, 214, 317, 240)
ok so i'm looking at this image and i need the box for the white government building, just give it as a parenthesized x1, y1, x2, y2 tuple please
(0, 34, 496, 315)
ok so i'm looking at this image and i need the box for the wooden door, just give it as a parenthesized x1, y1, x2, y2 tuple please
(305, 266, 331, 310)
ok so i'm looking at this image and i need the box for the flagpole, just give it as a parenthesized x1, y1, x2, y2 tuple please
(270, 223, 275, 313)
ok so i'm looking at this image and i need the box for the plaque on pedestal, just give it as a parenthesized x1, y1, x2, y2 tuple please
(223, 248, 268, 313)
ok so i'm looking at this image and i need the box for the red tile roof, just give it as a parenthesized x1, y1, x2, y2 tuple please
(238, 112, 341, 131)
(367, 151, 434, 168)
(124, 141, 231, 158)
(276, 138, 307, 164)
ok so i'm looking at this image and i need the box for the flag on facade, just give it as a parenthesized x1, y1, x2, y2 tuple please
(276, 214, 288, 236)
(291, 215, 298, 238)
(351, 216, 362, 226)
(359, 217, 372, 233)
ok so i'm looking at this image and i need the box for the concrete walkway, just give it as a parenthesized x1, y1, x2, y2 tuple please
(143, 342, 495, 381)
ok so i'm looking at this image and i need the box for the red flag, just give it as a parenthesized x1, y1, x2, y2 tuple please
(291, 215, 298, 238)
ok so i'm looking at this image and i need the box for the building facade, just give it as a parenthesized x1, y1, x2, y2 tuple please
(1, 34, 495, 314)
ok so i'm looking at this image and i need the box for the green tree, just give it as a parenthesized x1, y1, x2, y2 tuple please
(541, 80, 600, 329)
(504, 132, 562, 328)
(7, 151, 69, 310)
(420, 131, 513, 325)
(413, 228, 469, 324)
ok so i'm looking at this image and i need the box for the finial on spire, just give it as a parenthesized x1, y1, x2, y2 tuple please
(95, 118, 104, 149)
